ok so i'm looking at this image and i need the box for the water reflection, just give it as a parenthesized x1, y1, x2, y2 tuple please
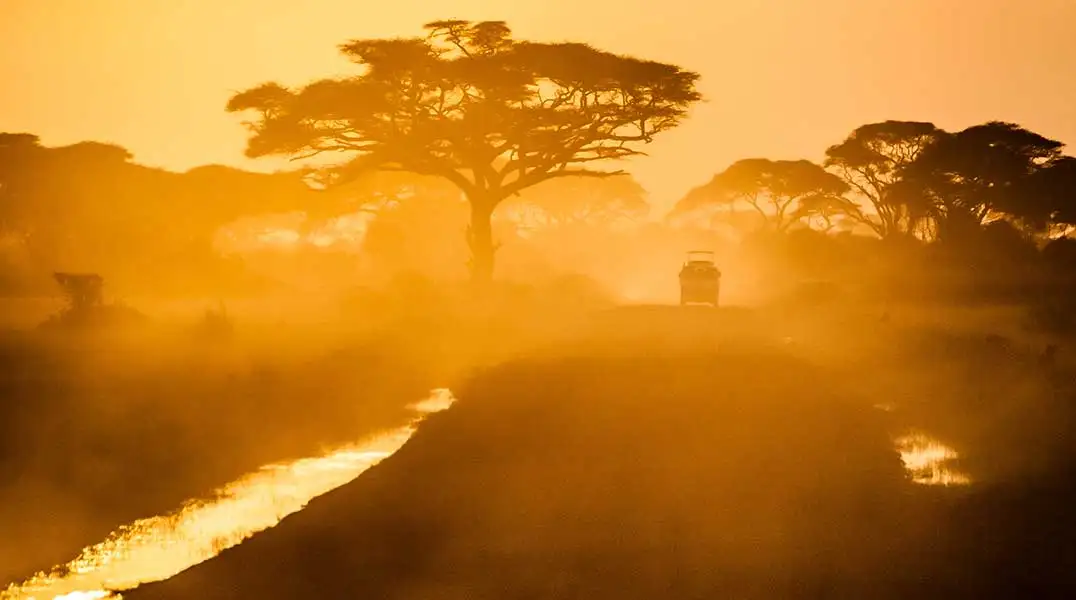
(4, 388, 969, 600)
(896, 432, 972, 486)
(1, 389, 456, 600)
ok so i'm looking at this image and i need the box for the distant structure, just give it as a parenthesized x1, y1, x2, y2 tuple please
(679, 250, 721, 306)
(53, 272, 104, 312)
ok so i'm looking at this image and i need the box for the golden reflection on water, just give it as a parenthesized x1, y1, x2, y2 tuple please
(896, 432, 972, 486)
(1, 389, 456, 600)
(4, 387, 970, 600)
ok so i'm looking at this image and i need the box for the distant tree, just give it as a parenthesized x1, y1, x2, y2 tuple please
(0, 137, 145, 267)
(1041, 236, 1076, 273)
(310, 170, 461, 219)
(979, 219, 1039, 261)
(823, 121, 942, 238)
(509, 174, 649, 230)
(0, 132, 41, 152)
(0, 133, 335, 292)
(224, 19, 701, 282)
(1023, 155, 1076, 230)
(0, 133, 46, 240)
(897, 122, 1065, 239)
(673, 159, 850, 232)
(180, 165, 343, 224)
(791, 193, 863, 233)
(49, 140, 134, 164)
(359, 186, 472, 279)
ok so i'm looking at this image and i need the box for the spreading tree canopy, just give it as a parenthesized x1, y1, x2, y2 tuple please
(1027, 156, 1076, 229)
(673, 159, 849, 232)
(823, 121, 942, 238)
(896, 121, 1065, 236)
(225, 19, 701, 281)
(510, 174, 649, 230)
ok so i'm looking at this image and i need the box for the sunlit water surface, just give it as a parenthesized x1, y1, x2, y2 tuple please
(4, 389, 966, 600)
(1, 389, 456, 600)
(896, 431, 972, 486)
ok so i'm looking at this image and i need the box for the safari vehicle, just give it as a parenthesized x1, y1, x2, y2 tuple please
(679, 250, 721, 306)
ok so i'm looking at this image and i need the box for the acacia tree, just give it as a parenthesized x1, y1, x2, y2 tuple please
(304, 170, 462, 220)
(509, 174, 649, 230)
(672, 158, 849, 232)
(791, 193, 863, 233)
(1026, 156, 1076, 232)
(225, 19, 700, 282)
(823, 121, 942, 238)
(896, 121, 1065, 240)
(0, 134, 45, 240)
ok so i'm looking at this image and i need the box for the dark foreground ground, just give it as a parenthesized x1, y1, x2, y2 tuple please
(0, 327, 435, 584)
(0, 287, 593, 584)
(124, 342, 1076, 599)
(121, 305, 1076, 600)
(4, 298, 1076, 597)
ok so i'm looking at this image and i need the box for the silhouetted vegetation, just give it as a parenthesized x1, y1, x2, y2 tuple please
(225, 20, 700, 282)
(4, 117, 1075, 309)
(0, 133, 344, 297)
(669, 119, 1076, 323)
(123, 318, 1076, 598)
(4, 14, 1076, 600)
(38, 273, 146, 330)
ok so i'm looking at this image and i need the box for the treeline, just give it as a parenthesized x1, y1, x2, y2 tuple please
(0, 133, 340, 294)
(674, 120, 1076, 240)
(4, 118, 1076, 306)
(0, 133, 650, 296)
(670, 120, 1076, 305)
(6, 20, 1076, 304)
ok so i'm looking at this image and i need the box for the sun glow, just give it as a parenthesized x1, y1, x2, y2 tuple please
(1, 389, 456, 600)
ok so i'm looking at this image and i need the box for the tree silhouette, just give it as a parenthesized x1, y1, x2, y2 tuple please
(509, 174, 649, 230)
(791, 193, 863, 233)
(673, 159, 849, 232)
(0, 134, 46, 242)
(224, 19, 701, 282)
(823, 121, 942, 238)
(0, 133, 340, 293)
(359, 183, 472, 279)
(309, 170, 461, 220)
(180, 165, 346, 224)
(897, 122, 1065, 237)
(0, 137, 147, 268)
(1023, 155, 1076, 230)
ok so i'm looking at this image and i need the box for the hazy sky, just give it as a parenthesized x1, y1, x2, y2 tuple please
(3, 0, 1074, 211)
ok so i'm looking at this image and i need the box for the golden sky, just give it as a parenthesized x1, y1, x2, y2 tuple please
(3, 0, 1074, 211)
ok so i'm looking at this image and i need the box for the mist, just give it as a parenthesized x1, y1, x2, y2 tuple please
(4, 16, 1076, 599)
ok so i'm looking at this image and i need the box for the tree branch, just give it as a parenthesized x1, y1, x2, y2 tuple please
(502, 168, 624, 198)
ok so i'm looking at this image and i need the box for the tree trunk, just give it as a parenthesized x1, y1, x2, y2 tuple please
(467, 199, 496, 284)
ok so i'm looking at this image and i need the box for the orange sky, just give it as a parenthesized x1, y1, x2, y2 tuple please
(3, 0, 1074, 212)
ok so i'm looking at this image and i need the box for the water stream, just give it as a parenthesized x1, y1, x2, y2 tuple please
(2, 388, 968, 600)
(896, 431, 971, 486)
(1, 389, 456, 600)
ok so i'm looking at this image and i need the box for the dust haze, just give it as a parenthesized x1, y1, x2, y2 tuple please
(3, 16, 1076, 599)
